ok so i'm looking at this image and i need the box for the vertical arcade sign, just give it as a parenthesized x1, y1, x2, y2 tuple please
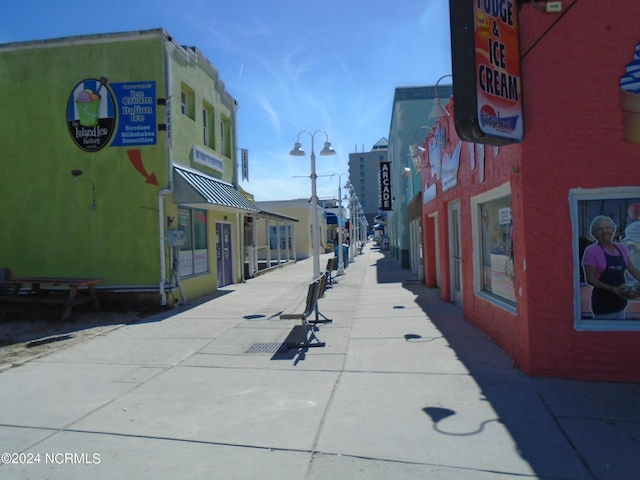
(380, 161, 392, 211)
(449, 0, 524, 145)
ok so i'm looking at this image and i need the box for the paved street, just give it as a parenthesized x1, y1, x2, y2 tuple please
(1, 245, 639, 479)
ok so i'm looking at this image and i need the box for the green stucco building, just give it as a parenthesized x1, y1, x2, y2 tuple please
(0, 28, 289, 305)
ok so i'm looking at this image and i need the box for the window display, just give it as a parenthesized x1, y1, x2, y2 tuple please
(480, 195, 515, 303)
(178, 208, 209, 277)
(572, 189, 640, 330)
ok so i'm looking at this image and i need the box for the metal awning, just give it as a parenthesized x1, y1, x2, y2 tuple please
(173, 164, 261, 214)
(254, 209, 299, 223)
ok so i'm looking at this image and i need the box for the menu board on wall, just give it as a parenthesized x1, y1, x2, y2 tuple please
(109, 81, 157, 147)
(449, 0, 524, 145)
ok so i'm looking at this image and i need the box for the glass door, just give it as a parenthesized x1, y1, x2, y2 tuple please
(216, 222, 233, 287)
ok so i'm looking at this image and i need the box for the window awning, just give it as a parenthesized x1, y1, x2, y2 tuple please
(173, 164, 261, 214)
(324, 212, 347, 227)
(255, 209, 299, 223)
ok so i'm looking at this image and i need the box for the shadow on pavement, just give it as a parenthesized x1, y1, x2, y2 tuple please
(0, 289, 234, 350)
(377, 250, 640, 480)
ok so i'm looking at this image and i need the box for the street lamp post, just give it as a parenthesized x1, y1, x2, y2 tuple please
(357, 205, 363, 254)
(347, 188, 356, 263)
(334, 173, 349, 275)
(359, 204, 368, 252)
(358, 204, 364, 255)
(290, 130, 336, 280)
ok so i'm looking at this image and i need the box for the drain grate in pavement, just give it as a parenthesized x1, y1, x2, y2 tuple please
(245, 342, 289, 354)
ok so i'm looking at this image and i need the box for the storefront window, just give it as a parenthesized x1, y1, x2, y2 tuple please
(177, 208, 209, 277)
(571, 189, 640, 330)
(269, 225, 292, 250)
(479, 196, 515, 304)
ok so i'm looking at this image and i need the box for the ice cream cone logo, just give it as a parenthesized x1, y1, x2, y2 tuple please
(66, 77, 116, 152)
(620, 43, 640, 143)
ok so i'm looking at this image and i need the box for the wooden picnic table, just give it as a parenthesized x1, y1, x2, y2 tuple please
(1, 277, 101, 321)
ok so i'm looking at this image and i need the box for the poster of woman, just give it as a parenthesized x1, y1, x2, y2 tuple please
(575, 192, 640, 327)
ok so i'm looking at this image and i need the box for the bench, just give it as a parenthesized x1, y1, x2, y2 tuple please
(326, 257, 338, 286)
(0, 277, 101, 321)
(310, 270, 332, 325)
(280, 280, 325, 348)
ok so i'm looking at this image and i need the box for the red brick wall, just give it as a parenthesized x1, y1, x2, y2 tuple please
(422, 0, 640, 380)
(519, 0, 640, 380)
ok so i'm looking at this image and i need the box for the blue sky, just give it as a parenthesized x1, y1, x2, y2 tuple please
(1, 0, 451, 201)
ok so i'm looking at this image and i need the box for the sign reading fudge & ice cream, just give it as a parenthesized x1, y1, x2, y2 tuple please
(449, 0, 524, 145)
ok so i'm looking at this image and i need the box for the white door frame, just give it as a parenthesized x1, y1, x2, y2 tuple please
(428, 212, 440, 288)
(448, 200, 463, 307)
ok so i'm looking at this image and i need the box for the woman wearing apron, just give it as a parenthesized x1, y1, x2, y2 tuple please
(582, 215, 640, 319)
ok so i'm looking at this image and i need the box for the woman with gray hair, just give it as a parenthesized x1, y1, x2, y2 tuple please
(582, 215, 640, 319)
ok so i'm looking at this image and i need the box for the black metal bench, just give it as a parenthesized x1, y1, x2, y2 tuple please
(326, 257, 338, 286)
(280, 280, 325, 348)
(311, 271, 332, 326)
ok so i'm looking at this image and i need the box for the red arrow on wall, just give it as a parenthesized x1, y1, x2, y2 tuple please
(127, 149, 159, 186)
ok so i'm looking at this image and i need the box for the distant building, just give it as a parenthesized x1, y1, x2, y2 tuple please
(256, 199, 331, 262)
(387, 85, 452, 271)
(348, 138, 388, 231)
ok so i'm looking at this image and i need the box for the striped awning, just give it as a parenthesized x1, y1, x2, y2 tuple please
(173, 165, 260, 213)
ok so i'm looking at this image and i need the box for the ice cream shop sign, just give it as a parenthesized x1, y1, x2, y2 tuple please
(67, 78, 116, 152)
(449, 0, 524, 145)
(67, 78, 157, 152)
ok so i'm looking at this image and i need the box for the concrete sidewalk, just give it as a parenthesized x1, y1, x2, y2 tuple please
(1, 245, 639, 479)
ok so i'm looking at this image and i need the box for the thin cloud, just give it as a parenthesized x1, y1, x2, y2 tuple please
(258, 94, 281, 134)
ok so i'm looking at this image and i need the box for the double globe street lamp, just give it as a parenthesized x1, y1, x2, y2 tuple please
(344, 181, 358, 263)
(332, 173, 349, 276)
(289, 130, 336, 280)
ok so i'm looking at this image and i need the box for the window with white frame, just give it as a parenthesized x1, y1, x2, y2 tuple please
(177, 208, 209, 277)
(180, 83, 195, 120)
(202, 108, 209, 145)
(220, 115, 231, 157)
(202, 103, 214, 148)
(269, 225, 292, 251)
(181, 91, 187, 115)
(471, 183, 516, 309)
(571, 188, 640, 331)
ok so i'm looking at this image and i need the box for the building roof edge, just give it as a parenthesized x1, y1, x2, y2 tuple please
(0, 28, 167, 51)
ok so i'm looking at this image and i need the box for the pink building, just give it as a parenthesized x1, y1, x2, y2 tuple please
(421, 0, 640, 381)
